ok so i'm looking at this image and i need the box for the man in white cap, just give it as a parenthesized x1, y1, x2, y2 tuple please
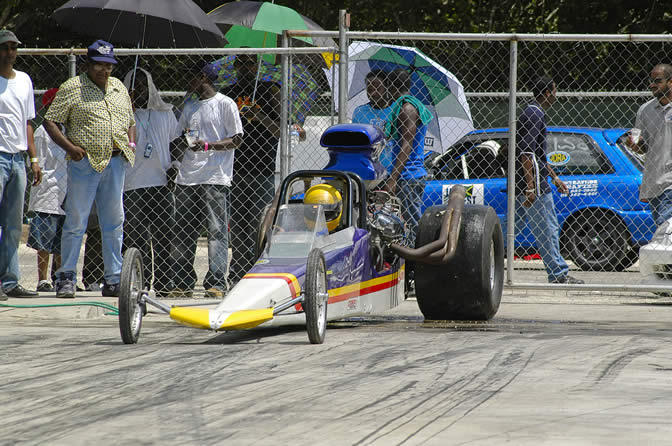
(0, 29, 42, 299)
(44, 39, 136, 298)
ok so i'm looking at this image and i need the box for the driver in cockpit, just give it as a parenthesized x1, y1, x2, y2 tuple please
(303, 183, 343, 233)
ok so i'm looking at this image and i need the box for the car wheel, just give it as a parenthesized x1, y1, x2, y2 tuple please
(304, 248, 328, 344)
(415, 204, 504, 320)
(564, 213, 635, 272)
(119, 247, 145, 344)
(254, 204, 273, 260)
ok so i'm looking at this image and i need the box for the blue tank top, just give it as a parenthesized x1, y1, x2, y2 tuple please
(352, 102, 395, 172)
(389, 120, 428, 180)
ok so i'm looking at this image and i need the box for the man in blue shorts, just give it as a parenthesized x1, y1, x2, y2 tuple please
(27, 88, 66, 292)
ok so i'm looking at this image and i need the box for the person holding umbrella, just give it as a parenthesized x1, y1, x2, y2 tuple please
(352, 69, 394, 170)
(383, 68, 433, 246)
(44, 39, 136, 299)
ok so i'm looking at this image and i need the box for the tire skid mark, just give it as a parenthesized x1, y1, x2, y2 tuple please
(329, 344, 506, 427)
(389, 349, 532, 445)
(408, 348, 537, 446)
(3, 347, 296, 439)
(572, 347, 656, 391)
(340, 381, 420, 419)
(0, 347, 162, 391)
(350, 351, 505, 445)
(355, 346, 536, 446)
(351, 377, 471, 446)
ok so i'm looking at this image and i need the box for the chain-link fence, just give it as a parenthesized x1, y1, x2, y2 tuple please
(10, 32, 672, 296)
(16, 46, 335, 297)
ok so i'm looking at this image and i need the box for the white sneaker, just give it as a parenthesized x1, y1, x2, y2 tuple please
(85, 282, 102, 292)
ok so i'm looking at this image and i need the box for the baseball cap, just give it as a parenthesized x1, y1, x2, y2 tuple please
(87, 39, 117, 64)
(41, 88, 59, 108)
(200, 62, 219, 82)
(0, 30, 21, 46)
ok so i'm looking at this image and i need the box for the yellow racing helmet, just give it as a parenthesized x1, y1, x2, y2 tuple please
(304, 184, 343, 232)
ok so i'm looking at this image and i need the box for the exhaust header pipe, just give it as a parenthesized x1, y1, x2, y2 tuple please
(389, 185, 465, 265)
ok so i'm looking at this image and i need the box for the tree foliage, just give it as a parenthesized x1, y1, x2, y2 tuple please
(1, 0, 670, 48)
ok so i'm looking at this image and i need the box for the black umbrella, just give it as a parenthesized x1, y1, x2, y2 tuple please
(52, 0, 225, 48)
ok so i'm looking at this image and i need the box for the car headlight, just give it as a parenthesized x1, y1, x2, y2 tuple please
(650, 220, 672, 244)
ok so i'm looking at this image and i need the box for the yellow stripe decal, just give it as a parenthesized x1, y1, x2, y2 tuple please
(243, 273, 301, 298)
(328, 271, 400, 302)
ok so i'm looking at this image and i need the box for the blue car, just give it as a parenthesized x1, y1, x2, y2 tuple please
(422, 127, 654, 271)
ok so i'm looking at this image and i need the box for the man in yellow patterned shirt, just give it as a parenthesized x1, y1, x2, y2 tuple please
(44, 40, 136, 298)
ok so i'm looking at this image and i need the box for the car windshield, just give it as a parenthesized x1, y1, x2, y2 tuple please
(615, 134, 644, 172)
(429, 130, 620, 180)
(263, 204, 330, 259)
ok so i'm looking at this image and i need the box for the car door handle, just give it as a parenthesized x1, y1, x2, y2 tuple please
(500, 188, 507, 192)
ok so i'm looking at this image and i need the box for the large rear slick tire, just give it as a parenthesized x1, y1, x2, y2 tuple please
(415, 204, 504, 320)
(304, 249, 328, 344)
(119, 247, 145, 344)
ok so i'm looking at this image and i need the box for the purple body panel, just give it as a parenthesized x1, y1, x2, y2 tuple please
(247, 228, 403, 291)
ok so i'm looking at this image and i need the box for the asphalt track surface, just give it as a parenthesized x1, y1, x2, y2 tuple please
(1, 291, 672, 445)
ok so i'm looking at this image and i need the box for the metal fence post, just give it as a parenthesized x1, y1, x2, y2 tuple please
(280, 33, 290, 180)
(68, 50, 76, 78)
(506, 39, 518, 285)
(338, 10, 348, 124)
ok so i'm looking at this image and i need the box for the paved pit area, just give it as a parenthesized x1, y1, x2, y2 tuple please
(1, 290, 672, 445)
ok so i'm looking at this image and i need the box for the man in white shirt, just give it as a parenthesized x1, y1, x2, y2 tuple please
(123, 68, 181, 296)
(171, 62, 243, 298)
(0, 30, 42, 299)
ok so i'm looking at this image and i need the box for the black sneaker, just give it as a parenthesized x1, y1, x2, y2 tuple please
(550, 275, 585, 284)
(55, 279, 76, 298)
(101, 282, 120, 297)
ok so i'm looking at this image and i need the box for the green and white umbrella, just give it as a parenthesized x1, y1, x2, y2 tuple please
(208, 1, 334, 64)
(327, 41, 474, 153)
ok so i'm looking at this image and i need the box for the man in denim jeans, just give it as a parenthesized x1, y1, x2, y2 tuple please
(170, 62, 243, 298)
(0, 30, 42, 299)
(44, 40, 136, 298)
(515, 76, 584, 284)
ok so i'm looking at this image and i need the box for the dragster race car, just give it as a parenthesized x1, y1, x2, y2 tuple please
(118, 124, 504, 344)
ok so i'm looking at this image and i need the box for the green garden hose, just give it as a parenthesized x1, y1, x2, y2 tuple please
(0, 301, 119, 316)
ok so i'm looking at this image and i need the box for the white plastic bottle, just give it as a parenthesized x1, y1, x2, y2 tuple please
(290, 125, 300, 148)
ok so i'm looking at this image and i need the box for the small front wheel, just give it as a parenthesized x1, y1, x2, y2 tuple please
(304, 249, 328, 344)
(119, 247, 145, 344)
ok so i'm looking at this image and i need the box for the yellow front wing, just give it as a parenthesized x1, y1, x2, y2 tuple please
(169, 307, 274, 331)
